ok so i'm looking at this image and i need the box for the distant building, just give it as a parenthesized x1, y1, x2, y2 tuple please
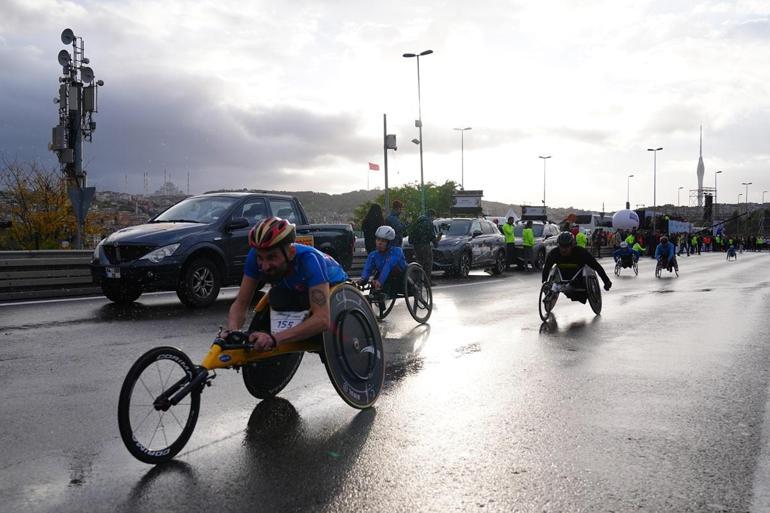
(154, 181, 185, 197)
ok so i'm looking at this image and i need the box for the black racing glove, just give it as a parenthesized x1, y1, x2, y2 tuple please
(603, 280, 612, 291)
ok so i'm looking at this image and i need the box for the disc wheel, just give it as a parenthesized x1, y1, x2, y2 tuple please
(538, 282, 558, 321)
(322, 284, 384, 409)
(118, 347, 201, 464)
(404, 263, 433, 324)
(587, 276, 602, 315)
(242, 295, 304, 398)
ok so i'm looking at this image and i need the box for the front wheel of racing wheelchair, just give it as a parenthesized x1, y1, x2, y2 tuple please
(538, 267, 561, 321)
(585, 269, 602, 315)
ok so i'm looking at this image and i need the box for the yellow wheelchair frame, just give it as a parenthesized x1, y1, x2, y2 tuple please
(117, 283, 384, 465)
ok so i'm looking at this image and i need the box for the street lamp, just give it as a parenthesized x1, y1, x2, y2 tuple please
(741, 182, 752, 207)
(678, 186, 684, 206)
(539, 155, 551, 206)
(647, 147, 663, 231)
(715, 170, 723, 220)
(763, 190, 768, 204)
(626, 174, 634, 209)
(403, 49, 433, 213)
(453, 127, 472, 190)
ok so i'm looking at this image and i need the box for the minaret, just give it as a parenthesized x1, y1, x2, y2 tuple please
(696, 125, 705, 207)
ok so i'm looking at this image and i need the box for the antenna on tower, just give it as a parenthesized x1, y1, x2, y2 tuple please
(699, 124, 703, 157)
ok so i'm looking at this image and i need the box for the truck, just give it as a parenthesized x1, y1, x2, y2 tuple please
(91, 192, 355, 307)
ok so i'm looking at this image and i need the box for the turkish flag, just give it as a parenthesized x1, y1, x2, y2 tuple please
(368, 162, 380, 171)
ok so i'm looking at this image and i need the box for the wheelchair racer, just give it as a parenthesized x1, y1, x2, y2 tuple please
(542, 232, 612, 303)
(613, 241, 636, 266)
(654, 235, 678, 272)
(357, 225, 408, 298)
(225, 216, 348, 351)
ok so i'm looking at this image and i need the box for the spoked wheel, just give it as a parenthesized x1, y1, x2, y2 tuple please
(373, 294, 397, 320)
(538, 281, 558, 321)
(674, 267, 679, 277)
(614, 263, 621, 276)
(633, 260, 639, 276)
(322, 284, 384, 409)
(118, 347, 201, 464)
(587, 276, 602, 315)
(655, 265, 662, 279)
(404, 263, 432, 324)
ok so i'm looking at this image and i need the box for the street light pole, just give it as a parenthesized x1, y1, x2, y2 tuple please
(626, 174, 634, 209)
(678, 186, 684, 206)
(715, 170, 723, 220)
(741, 182, 753, 207)
(763, 190, 768, 204)
(403, 49, 433, 214)
(539, 155, 551, 206)
(453, 127, 472, 190)
(647, 147, 663, 231)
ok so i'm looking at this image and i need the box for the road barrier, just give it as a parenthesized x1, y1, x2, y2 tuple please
(0, 246, 615, 301)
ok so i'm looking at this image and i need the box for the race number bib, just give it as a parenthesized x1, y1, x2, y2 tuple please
(270, 309, 309, 334)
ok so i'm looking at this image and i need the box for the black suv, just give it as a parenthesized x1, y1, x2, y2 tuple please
(91, 193, 354, 307)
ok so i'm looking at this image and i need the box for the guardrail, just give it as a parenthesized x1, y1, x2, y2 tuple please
(0, 247, 615, 302)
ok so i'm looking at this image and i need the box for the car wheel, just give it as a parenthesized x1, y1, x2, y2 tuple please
(177, 257, 221, 308)
(102, 282, 142, 304)
(535, 249, 546, 270)
(491, 250, 505, 275)
(457, 252, 471, 278)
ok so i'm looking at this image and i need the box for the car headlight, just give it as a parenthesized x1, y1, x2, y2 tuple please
(140, 243, 180, 263)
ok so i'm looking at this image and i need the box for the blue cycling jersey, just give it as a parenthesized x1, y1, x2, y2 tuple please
(654, 242, 676, 261)
(361, 246, 407, 285)
(244, 244, 347, 293)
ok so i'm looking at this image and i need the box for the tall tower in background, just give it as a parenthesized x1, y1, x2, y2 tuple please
(696, 125, 705, 207)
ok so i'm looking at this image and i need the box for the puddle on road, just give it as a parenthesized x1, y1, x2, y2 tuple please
(454, 343, 481, 357)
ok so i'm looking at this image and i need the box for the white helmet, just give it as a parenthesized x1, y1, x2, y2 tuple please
(620, 241, 628, 248)
(375, 225, 396, 241)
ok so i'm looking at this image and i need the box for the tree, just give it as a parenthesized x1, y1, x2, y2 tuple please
(0, 159, 75, 250)
(352, 180, 460, 230)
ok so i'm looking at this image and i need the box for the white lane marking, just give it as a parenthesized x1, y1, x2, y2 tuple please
(751, 378, 770, 512)
(0, 287, 240, 307)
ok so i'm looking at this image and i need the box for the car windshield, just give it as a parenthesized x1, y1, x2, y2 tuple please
(153, 196, 239, 224)
(437, 219, 471, 236)
(513, 224, 544, 237)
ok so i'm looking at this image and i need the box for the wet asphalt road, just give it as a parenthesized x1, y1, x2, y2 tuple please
(1, 251, 770, 513)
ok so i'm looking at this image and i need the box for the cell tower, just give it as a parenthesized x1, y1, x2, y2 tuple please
(48, 28, 104, 249)
(696, 125, 705, 207)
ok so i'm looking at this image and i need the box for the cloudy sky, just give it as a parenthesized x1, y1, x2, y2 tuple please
(1, 0, 769, 211)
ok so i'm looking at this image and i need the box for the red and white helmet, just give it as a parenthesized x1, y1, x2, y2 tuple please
(248, 217, 296, 249)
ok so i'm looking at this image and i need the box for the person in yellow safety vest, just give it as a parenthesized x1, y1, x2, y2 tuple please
(502, 216, 516, 271)
(757, 235, 764, 252)
(691, 234, 700, 255)
(576, 230, 587, 248)
(715, 235, 722, 251)
(625, 233, 635, 246)
(522, 220, 535, 271)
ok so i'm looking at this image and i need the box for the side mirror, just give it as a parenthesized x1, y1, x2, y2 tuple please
(472, 230, 483, 238)
(227, 217, 250, 231)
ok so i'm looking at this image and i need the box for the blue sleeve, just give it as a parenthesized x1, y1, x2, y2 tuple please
(300, 251, 330, 288)
(362, 252, 376, 280)
(243, 248, 262, 280)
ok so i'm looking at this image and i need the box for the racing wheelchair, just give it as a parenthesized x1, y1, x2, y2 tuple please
(357, 262, 433, 324)
(655, 258, 679, 278)
(538, 265, 603, 321)
(117, 283, 384, 464)
(614, 254, 638, 277)
(726, 246, 737, 261)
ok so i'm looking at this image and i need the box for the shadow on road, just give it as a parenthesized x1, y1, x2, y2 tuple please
(96, 299, 231, 322)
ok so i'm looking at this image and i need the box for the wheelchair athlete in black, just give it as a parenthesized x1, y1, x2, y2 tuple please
(540, 232, 612, 318)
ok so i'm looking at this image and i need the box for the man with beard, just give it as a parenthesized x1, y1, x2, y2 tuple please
(224, 217, 348, 351)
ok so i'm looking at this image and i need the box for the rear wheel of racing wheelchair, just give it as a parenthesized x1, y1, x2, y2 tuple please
(374, 294, 397, 321)
(322, 283, 385, 409)
(118, 346, 201, 464)
(404, 263, 432, 324)
(614, 262, 621, 276)
(655, 264, 662, 278)
(586, 275, 602, 315)
(633, 260, 639, 276)
(242, 290, 304, 399)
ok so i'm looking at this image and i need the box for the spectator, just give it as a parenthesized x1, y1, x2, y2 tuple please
(385, 200, 407, 247)
(502, 216, 516, 271)
(409, 209, 440, 284)
(361, 203, 385, 254)
(522, 220, 535, 271)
